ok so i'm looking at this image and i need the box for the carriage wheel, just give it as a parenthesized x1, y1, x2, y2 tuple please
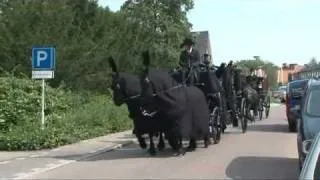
(265, 96, 271, 118)
(240, 98, 248, 133)
(258, 98, 263, 121)
(209, 107, 221, 144)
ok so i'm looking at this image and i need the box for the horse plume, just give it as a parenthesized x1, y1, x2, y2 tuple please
(108, 57, 118, 73)
(142, 51, 150, 67)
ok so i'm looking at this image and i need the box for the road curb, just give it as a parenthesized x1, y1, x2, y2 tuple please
(0, 130, 134, 163)
(12, 139, 136, 180)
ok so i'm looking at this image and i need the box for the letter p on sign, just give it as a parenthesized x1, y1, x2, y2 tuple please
(32, 47, 55, 70)
(37, 51, 48, 66)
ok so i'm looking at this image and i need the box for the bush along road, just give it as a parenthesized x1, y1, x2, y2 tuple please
(0, 76, 132, 151)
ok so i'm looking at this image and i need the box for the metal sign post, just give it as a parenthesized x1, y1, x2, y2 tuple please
(32, 46, 56, 130)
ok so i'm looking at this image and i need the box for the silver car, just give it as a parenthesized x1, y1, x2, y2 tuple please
(299, 131, 320, 179)
(273, 85, 287, 102)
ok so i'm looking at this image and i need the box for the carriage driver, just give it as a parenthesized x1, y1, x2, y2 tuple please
(179, 38, 201, 84)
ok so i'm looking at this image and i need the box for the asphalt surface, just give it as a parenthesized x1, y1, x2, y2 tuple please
(2, 105, 299, 179)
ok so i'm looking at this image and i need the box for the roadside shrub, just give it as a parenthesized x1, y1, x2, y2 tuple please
(0, 76, 74, 130)
(0, 76, 131, 151)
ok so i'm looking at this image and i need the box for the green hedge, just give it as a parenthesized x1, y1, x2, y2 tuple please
(0, 76, 131, 151)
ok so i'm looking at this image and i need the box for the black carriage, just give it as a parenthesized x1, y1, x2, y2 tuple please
(256, 75, 271, 120)
(194, 56, 247, 135)
(234, 87, 248, 133)
(232, 68, 249, 133)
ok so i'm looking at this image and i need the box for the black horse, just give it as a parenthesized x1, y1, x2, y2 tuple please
(108, 57, 168, 156)
(215, 62, 239, 128)
(139, 51, 210, 156)
(233, 67, 259, 122)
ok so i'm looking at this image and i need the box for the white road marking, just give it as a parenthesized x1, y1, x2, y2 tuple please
(16, 157, 25, 160)
(12, 160, 75, 180)
(11, 141, 136, 179)
(0, 161, 10, 165)
(29, 155, 39, 158)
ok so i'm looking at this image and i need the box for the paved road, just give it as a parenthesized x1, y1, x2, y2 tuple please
(2, 105, 299, 179)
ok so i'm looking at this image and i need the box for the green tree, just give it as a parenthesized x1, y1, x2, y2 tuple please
(120, 0, 194, 69)
(0, 0, 195, 91)
(235, 57, 278, 88)
(308, 57, 318, 66)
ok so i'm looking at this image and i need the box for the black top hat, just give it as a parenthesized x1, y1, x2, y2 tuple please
(180, 38, 195, 48)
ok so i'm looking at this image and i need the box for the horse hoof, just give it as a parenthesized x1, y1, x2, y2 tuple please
(204, 142, 209, 148)
(186, 146, 196, 152)
(174, 150, 186, 156)
(139, 142, 147, 149)
(148, 148, 156, 156)
(157, 143, 165, 151)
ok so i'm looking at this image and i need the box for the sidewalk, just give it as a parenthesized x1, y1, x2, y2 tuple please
(0, 130, 136, 162)
(0, 130, 137, 180)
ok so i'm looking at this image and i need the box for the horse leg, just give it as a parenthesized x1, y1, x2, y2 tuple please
(187, 137, 197, 152)
(157, 132, 165, 151)
(220, 96, 227, 131)
(147, 132, 156, 156)
(253, 101, 259, 119)
(172, 134, 185, 156)
(136, 133, 147, 149)
(203, 133, 210, 148)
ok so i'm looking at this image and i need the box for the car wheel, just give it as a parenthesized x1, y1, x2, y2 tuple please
(289, 120, 296, 132)
(299, 159, 303, 172)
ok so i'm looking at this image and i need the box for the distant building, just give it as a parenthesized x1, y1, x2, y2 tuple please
(290, 66, 320, 81)
(191, 31, 212, 63)
(277, 63, 304, 85)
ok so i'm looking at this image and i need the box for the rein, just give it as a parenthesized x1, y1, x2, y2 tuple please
(151, 83, 186, 97)
(123, 94, 141, 102)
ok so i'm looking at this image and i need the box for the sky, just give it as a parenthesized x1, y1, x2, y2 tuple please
(98, 0, 320, 66)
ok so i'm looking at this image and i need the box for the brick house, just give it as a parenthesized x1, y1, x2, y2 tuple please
(191, 31, 212, 63)
(277, 63, 304, 85)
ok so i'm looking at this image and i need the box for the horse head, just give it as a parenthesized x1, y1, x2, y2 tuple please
(108, 57, 141, 106)
(108, 57, 124, 106)
(215, 62, 226, 78)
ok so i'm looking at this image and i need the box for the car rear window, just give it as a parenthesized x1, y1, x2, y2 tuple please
(306, 89, 320, 117)
(289, 80, 308, 95)
(279, 86, 287, 91)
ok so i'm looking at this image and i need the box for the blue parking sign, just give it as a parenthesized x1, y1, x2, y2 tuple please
(32, 46, 55, 70)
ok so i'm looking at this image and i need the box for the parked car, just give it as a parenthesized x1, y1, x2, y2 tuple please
(299, 131, 320, 179)
(296, 79, 320, 170)
(286, 79, 309, 132)
(273, 85, 287, 103)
